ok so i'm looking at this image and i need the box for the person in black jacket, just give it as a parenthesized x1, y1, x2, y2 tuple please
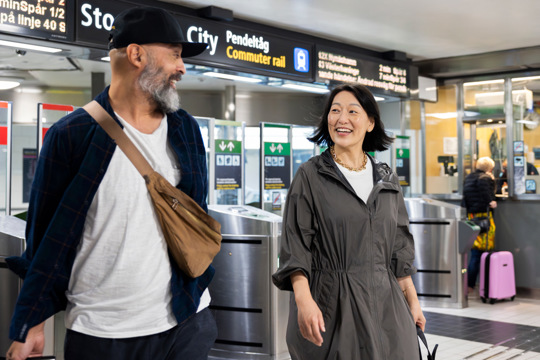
(462, 157, 497, 297)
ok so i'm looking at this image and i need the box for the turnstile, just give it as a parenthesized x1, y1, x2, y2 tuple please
(0, 216, 25, 356)
(208, 205, 289, 360)
(405, 198, 479, 308)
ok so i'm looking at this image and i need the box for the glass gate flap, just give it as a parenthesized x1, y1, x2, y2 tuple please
(197, 117, 245, 206)
(37, 103, 74, 154)
(0, 101, 13, 215)
(260, 123, 291, 216)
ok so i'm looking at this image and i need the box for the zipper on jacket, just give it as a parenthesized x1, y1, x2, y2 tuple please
(367, 205, 386, 358)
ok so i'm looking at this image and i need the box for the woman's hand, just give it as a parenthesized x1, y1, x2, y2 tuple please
(409, 301, 426, 331)
(489, 200, 497, 209)
(398, 276, 426, 331)
(291, 271, 326, 346)
(296, 294, 326, 346)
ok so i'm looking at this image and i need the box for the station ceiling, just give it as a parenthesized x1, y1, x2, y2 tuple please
(160, 0, 540, 79)
(1, 0, 540, 93)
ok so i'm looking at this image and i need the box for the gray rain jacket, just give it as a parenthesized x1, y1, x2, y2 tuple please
(272, 150, 419, 360)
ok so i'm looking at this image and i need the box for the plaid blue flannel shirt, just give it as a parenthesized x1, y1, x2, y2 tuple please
(6, 87, 214, 342)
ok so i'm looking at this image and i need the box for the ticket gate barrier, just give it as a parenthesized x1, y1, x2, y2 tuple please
(406, 198, 480, 308)
(208, 205, 289, 360)
(0, 215, 25, 356)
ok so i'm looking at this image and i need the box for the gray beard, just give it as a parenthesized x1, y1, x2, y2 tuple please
(138, 64, 181, 113)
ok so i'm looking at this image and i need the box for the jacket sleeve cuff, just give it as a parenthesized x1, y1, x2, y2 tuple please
(391, 259, 417, 278)
(5, 255, 30, 279)
(272, 267, 309, 291)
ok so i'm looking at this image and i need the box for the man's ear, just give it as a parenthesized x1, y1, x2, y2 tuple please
(126, 44, 145, 68)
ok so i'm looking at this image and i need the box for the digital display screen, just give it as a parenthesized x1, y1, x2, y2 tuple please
(0, 0, 74, 42)
(316, 46, 409, 97)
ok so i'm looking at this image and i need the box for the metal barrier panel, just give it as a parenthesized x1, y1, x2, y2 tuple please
(406, 198, 478, 308)
(0, 215, 25, 356)
(208, 205, 289, 360)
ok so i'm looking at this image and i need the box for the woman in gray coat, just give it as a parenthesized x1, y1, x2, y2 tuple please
(272, 84, 426, 359)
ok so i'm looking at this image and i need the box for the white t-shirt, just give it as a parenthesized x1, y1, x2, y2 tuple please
(334, 158, 374, 203)
(65, 113, 210, 338)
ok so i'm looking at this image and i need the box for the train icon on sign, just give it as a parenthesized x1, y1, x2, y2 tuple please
(294, 48, 309, 73)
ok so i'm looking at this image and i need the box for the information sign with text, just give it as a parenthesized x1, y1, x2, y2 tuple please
(316, 46, 409, 97)
(264, 142, 291, 190)
(215, 139, 242, 190)
(1, 0, 74, 41)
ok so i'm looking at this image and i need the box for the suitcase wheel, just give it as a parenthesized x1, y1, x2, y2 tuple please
(511, 295, 515, 301)
(481, 297, 486, 303)
(489, 298, 496, 305)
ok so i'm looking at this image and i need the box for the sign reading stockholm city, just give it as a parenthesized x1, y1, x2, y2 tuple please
(316, 46, 409, 97)
(0, 0, 74, 41)
(75, 0, 313, 81)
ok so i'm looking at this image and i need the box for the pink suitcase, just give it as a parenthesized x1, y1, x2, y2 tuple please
(479, 251, 516, 304)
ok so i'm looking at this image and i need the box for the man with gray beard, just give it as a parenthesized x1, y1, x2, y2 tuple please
(5, 7, 216, 360)
(138, 51, 182, 114)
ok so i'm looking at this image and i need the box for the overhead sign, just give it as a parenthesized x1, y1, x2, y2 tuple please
(0, 0, 74, 41)
(76, 0, 126, 46)
(316, 45, 409, 97)
(187, 22, 313, 81)
(75, 0, 313, 81)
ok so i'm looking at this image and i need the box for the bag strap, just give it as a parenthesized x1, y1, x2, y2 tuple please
(83, 100, 154, 177)
(485, 205, 491, 252)
(417, 325, 438, 360)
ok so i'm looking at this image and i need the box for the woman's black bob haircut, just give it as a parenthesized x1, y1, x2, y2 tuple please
(308, 83, 394, 152)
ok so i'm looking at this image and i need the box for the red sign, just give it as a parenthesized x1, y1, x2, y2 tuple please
(42, 128, 50, 143)
(42, 103, 74, 112)
(0, 126, 7, 146)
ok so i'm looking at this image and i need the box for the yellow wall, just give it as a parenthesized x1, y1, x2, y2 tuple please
(523, 108, 540, 167)
(409, 100, 421, 130)
(425, 86, 457, 177)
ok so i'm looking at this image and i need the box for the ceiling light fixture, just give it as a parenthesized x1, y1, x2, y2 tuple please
(14, 87, 43, 94)
(202, 72, 262, 83)
(426, 111, 480, 119)
(281, 83, 329, 94)
(512, 76, 540, 82)
(464, 79, 504, 87)
(0, 77, 23, 90)
(0, 80, 20, 90)
(0, 39, 62, 53)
